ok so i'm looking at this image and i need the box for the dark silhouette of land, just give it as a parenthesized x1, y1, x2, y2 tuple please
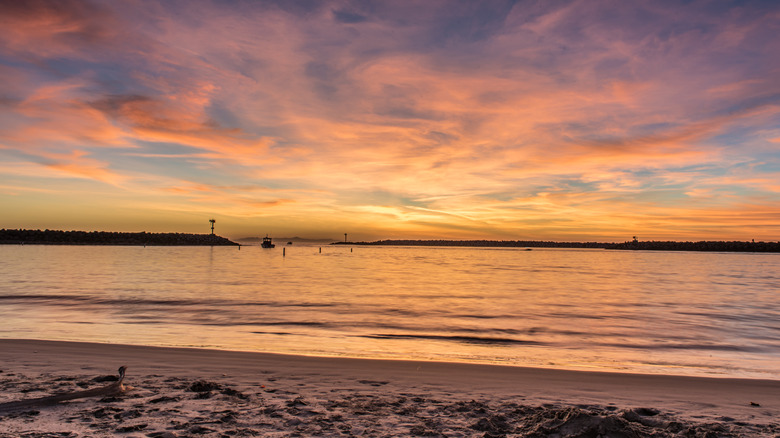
(337, 239, 780, 252)
(6, 229, 776, 251)
(0, 229, 239, 246)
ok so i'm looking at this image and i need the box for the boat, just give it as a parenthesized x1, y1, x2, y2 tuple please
(261, 236, 275, 248)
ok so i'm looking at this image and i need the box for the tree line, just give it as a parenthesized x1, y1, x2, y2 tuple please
(348, 239, 780, 252)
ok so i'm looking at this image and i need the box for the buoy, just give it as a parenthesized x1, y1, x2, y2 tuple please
(319, 247, 321, 253)
(283, 247, 286, 257)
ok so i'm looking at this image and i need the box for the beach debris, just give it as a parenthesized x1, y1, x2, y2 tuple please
(471, 414, 512, 435)
(187, 380, 221, 393)
(221, 387, 248, 400)
(187, 380, 221, 399)
(358, 379, 389, 386)
(0, 366, 128, 414)
(1, 367, 777, 437)
(187, 425, 214, 434)
(147, 432, 178, 438)
(623, 407, 665, 427)
(91, 406, 121, 418)
(116, 408, 142, 420)
(149, 395, 181, 404)
(92, 374, 120, 383)
(184, 379, 249, 401)
(287, 395, 308, 407)
(631, 407, 660, 416)
(216, 409, 238, 423)
(115, 423, 147, 432)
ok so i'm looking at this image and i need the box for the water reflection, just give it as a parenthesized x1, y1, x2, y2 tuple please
(0, 245, 778, 378)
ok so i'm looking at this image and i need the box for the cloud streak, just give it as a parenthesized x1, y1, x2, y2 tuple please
(1, 0, 779, 240)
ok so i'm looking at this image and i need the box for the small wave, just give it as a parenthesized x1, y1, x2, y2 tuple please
(0, 294, 336, 309)
(258, 321, 330, 327)
(235, 301, 338, 308)
(456, 314, 501, 319)
(597, 342, 764, 353)
(122, 320, 165, 325)
(0, 294, 93, 302)
(457, 326, 588, 337)
(360, 333, 546, 346)
(0, 294, 218, 307)
(675, 310, 776, 323)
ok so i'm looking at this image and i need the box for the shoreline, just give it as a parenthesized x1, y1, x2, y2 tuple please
(1, 339, 778, 436)
(1, 336, 775, 382)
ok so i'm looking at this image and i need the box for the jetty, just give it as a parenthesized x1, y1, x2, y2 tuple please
(0, 229, 239, 246)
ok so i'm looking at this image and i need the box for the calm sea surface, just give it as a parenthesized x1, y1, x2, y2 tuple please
(1, 245, 778, 379)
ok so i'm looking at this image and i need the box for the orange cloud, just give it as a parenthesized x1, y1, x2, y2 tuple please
(37, 150, 127, 186)
(1, 1, 779, 241)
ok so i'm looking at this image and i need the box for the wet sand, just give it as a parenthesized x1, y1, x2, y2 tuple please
(1, 339, 778, 437)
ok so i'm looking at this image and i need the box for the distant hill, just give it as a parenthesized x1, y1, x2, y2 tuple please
(0, 229, 239, 246)
(346, 239, 780, 252)
(609, 240, 780, 252)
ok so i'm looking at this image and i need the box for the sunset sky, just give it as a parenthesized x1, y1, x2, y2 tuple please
(1, 0, 779, 241)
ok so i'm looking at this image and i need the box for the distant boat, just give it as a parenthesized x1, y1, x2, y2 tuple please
(261, 236, 275, 248)
(287, 241, 293, 245)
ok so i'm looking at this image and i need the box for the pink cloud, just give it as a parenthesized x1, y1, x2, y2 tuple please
(0, 0, 128, 60)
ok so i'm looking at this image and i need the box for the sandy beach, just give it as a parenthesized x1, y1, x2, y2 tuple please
(1, 339, 778, 437)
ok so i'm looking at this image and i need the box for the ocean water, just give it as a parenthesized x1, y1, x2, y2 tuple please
(1, 244, 778, 379)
